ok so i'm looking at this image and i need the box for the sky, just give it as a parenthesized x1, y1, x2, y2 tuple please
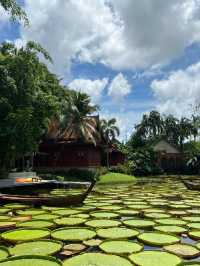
(1, 0, 200, 140)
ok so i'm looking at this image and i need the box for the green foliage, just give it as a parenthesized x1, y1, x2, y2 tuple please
(109, 163, 131, 175)
(98, 172, 135, 184)
(0, 41, 67, 174)
(128, 148, 163, 176)
(0, 0, 29, 25)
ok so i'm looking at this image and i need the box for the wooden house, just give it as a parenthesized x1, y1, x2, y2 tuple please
(153, 140, 183, 173)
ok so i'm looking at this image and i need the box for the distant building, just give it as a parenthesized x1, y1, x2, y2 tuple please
(153, 140, 183, 173)
(34, 117, 124, 172)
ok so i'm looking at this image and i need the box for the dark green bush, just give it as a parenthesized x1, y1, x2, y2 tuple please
(109, 163, 131, 175)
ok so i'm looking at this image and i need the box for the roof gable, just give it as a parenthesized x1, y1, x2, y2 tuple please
(153, 140, 180, 154)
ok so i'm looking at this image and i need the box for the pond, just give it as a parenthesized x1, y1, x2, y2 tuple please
(0, 178, 200, 265)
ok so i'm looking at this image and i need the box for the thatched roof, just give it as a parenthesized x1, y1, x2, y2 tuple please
(153, 140, 180, 154)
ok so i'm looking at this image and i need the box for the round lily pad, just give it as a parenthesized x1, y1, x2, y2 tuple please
(0, 216, 10, 221)
(33, 214, 60, 221)
(17, 220, 54, 228)
(63, 244, 86, 252)
(85, 219, 121, 228)
(116, 210, 139, 216)
(123, 219, 155, 228)
(129, 250, 181, 266)
(16, 209, 46, 216)
(138, 232, 180, 246)
(188, 231, 200, 240)
(181, 263, 200, 266)
(0, 255, 61, 266)
(4, 204, 29, 210)
(0, 209, 10, 214)
(100, 240, 143, 255)
(11, 216, 32, 222)
(98, 206, 122, 211)
(63, 253, 132, 266)
(144, 213, 171, 219)
(52, 209, 81, 216)
(187, 223, 200, 230)
(54, 218, 86, 226)
(154, 225, 187, 234)
(164, 243, 200, 259)
(90, 212, 119, 219)
(1, 228, 50, 243)
(83, 239, 102, 246)
(97, 227, 139, 239)
(51, 228, 96, 241)
(183, 217, 200, 222)
(70, 214, 90, 219)
(155, 218, 186, 226)
(0, 247, 9, 261)
(9, 240, 62, 256)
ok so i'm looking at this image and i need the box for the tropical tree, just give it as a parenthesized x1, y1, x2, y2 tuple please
(0, 0, 29, 25)
(100, 118, 120, 168)
(59, 91, 100, 145)
(0, 41, 63, 175)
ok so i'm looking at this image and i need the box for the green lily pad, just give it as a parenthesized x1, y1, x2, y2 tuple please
(70, 214, 90, 219)
(97, 227, 139, 239)
(0, 216, 10, 221)
(9, 240, 62, 256)
(123, 219, 155, 228)
(54, 217, 86, 226)
(188, 231, 200, 240)
(144, 213, 171, 219)
(17, 220, 54, 228)
(63, 244, 86, 252)
(181, 263, 200, 266)
(52, 209, 81, 216)
(138, 232, 180, 246)
(11, 216, 32, 222)
(0, 209, 10, 214)
(164, 243, 200, 259)
(100, 240, 143, 254)
(83, 239, 102, 246)
(16, 209, 46, 216)
(0, 221, 16, 230)
(129, 250, 181, 266)
(98, 206, 122, 211)
(0, 255, 61, 266)
(116, 210, 140, 216)
(4, 204, 29, 210)
(187, 223, 200, 230)
(1, 228, 50, 243)
(85, 219, 121, 228)
(0, 247, 9, 261)
(155, 218, 186, 226)
(183, 217, 200, 222)
(51, 228, 96, 241)
(154, 225, 187, 234)
(63, 253, 132, 266)
(33, 214, 60, 221)
(90, 212, 119, 219)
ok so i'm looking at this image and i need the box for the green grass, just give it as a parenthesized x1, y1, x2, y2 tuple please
(98, 172, 136, 185)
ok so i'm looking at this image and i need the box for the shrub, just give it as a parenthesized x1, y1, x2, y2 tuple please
(109, 163, 131, 175)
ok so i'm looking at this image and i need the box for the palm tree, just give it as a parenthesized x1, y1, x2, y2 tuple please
(100, 118, 120, 168)
(59, 91, 99, 145)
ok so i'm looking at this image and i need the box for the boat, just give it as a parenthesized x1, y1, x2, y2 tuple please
(181, 178, 200, 191)
(0, 181, 95, 207)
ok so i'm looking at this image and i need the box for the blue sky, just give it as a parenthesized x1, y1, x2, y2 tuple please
(1, 0, 200, 140)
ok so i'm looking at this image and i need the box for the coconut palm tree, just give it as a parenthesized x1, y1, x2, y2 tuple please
(100, 118, 120, 168)
(59, 91, 100, 145)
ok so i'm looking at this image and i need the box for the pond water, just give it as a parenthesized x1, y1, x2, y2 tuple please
(0, 178, 200, 265)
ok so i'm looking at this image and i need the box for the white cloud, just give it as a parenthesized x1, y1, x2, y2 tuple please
(68, 78, 108, 103)
(151, 61, 200, 117)
(0, 5, 9, 26)
(108, 73, 131, 101)
(16, 0, 200, 75)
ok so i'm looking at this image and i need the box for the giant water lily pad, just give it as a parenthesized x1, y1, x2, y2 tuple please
(123, 219, 155, 228)
(17, 220, 54, 228)
(5, 204, 29, 210)
(188, 231, 200, 240)
(116, 210, 139, 216)
(0, 255, 61, 266)
(63, 253, 132, 266)
(0, 247, 9, 261)
(154, 225, 187, 234)
(9, 240, 62, 256)
(51, 228, 96, 241)
(0, 221, 16, 230)
(54, 218, 86, 226)
(16, 209, 46, 216)
(85, 219, 121, 228)
(90, 212, 119, 219)
(100, 240, 143, 254)
(1, 228, 50, 243)
(52, 209, 81, 216)
(144, 213, 171, 219)
(129, 250, 181, 266)
(183, 217, 200, 222)
(155, 218, 186, 226)
(33, 214, 60, 221)
(138, 232, 180, 246)
(97, 227, 139, 239)
(0, 209, 10, 214)
(164, 244, 200, 259)
(187, 223, 200, 230)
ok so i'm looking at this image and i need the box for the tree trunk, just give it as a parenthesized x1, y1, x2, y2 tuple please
(106, 146, 109, 169)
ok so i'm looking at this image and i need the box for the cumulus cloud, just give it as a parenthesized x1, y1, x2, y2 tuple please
(68, 78, 108, 103)
(151, 61, 200, 117)
(17, 0, 200, 75)
(108, 73, 131, 101)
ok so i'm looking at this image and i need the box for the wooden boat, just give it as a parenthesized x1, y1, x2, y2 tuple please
(0, 181, 95, 207)
(181, 178, 200, 191)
